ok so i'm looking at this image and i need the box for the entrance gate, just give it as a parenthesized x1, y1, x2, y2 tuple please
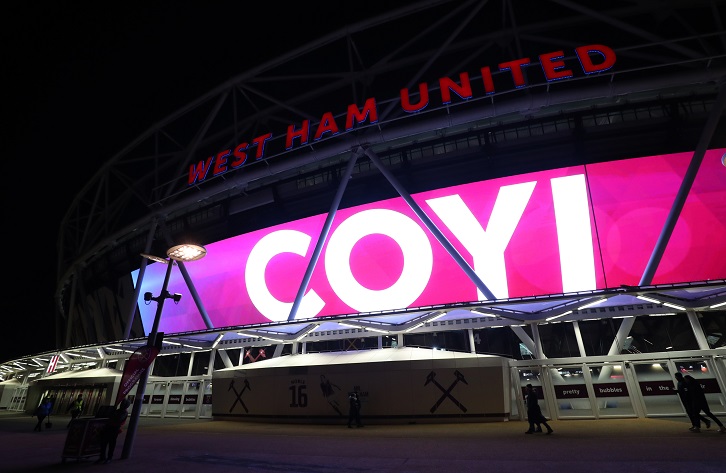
(510, 352, 726, 422)
(127, 378, 211, 419)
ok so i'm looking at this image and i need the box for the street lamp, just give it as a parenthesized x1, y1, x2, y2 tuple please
(121, 243, 206, 460)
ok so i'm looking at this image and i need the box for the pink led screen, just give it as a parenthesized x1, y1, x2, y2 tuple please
(133, 149, 726, 334)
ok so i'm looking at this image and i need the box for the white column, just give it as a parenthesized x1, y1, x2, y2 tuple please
(187, 352, 195, 376)
(216, 349, 234, 369)
(510, 325, 536, 357)
(572, 321, 587, 356)
(599, 317, 635, 381)
(530, 323, 543, 359)
(686, 309, 710, 349)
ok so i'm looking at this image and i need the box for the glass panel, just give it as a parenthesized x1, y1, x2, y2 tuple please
(628, 314, 698, 352)
(509, 369, 521, 419)
(516, 367, 550, 421)
(402, 330, 469, 352)
(630, 361, 681, 416)
(145, 382, 167, 417)
(164, 382, 185, 417)
(698, 312, 726, 349)
(200, 380, 213, 419)
(190, 351, 211, 376)
(152, 354, 179, 376)
(472, 327, 523, 358)
(589, 363, 636, 417)
(214, 348, 241, 369)
(180, 381, 201, 418)
(551, 365, 594, 418)
(151, 353, 191, 376)
(9, 386, 27, 411)
(537, 323, 581, 358)
(577, 319, 621, 356)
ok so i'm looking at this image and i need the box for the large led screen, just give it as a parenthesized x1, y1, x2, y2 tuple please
(133, 149, 726, 334)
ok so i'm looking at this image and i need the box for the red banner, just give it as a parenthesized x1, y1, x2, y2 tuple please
(115, 345, 160, 406)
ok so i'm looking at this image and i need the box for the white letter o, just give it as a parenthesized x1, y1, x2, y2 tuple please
(325, 209, 432, 312)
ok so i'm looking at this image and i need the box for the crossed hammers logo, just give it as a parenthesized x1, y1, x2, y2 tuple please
(228, 379, 251, 413)
(424, 370, 468, 413)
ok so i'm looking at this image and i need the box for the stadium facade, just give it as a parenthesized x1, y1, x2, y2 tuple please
(1, 1, 725, 425)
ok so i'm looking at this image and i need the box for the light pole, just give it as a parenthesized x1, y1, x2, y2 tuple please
(121, 244, 206, 460)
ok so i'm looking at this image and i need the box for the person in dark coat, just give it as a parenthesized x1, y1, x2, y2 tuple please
(33, 399, 52, 432)
(67, 394, 84, 428)
(674, 372, 710, 430)
(96, 399, 131, 463)
(347, 390, 363, 428)
(683, 375, 725, 433)
(524, 384, 553, 434)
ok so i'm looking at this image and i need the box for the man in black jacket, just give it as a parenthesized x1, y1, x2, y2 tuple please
(96, 399, 131, 463)
(524, 384, 553, 434)
(683, 375, 725, 433)
(347, 391, 363, 428)
(674, 372, 710, 430)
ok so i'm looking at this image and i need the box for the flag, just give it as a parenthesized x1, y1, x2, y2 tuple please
(115, 344, 160, 406)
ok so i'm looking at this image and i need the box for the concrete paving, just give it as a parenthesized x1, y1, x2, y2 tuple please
(1, 411, 724, 473)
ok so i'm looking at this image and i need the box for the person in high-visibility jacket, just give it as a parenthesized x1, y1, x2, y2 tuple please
(67, 395, 83, 428)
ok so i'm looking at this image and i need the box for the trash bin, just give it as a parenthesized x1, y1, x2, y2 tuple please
(61, 417, 107, 463)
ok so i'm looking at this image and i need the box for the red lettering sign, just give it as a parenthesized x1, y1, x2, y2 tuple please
(188, 44, 617, 185)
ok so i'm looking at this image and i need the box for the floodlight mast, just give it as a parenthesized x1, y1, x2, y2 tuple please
(121, 244, 206, 460)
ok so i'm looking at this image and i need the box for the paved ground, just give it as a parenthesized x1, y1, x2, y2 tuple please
(1, 411, 724, 473)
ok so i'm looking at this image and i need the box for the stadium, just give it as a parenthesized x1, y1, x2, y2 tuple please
(1, 1, 725, 426)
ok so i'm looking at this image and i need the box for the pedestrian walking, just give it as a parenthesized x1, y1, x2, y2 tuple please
(96, 399, 131, 464)
(524, 384, 553, 434)
(33, 398, 52, 432)
(683, 375, 725, 433)
(347, 390, 363, 428)
(674, 372, 711, 430)
(67, 394, 84, 428)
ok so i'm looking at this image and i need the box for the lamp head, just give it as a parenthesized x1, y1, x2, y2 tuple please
(172, 293, 182, 304)
(140, 253, 169, 264)
(167, 244, 206, 262)
(143, 292, 153, 302)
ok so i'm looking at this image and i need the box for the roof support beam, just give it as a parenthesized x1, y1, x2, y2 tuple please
(288, 151, 360, 321)
(640, 80, 726, 286)
(361, 146, 497, 301)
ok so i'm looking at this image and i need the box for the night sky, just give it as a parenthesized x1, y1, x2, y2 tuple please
(2, 1, 410, 362)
